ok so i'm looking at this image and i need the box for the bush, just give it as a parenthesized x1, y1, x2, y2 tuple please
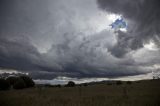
(20, 75, 35, 88)
(13, 78, 26, 89)
(55, 84, 61, 88)
(45, 84, 53, 87)
(116, 81, 122, 85)
(126, 81, 132, 85)
(66, 81, 75, 87)
(83, 83, 88, 86)
(0, 78, 10, 90)
(107, 82, 112, 85)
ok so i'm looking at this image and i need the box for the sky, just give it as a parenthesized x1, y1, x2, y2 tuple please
(0, 0, 160, 81)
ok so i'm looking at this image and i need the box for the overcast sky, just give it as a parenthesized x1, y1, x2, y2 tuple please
(0, 0, 160, 80)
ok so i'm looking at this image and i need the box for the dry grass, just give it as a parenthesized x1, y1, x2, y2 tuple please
(0, 80, 160, 106)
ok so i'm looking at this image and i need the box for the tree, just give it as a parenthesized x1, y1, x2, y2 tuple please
(66, 81, 75, 87)
(0, 75, 35, 90)
(13, 78, 26, 89)
(6, 76, 18, 86)
(0, 78, 10, 90)
(20, 75, 35, 88)
(83, 83, 88, 86)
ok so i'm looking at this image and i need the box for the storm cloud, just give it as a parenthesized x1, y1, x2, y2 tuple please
(97, 0, 160, 57)
(0, 0, 159, 79)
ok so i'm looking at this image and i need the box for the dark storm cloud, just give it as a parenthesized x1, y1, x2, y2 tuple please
(41, 31, 147, 79)
(0, 36, 40, 70)
(0, 0, 50, 74)
(0, 0, 158, 79)
(97, 0, 160, 57)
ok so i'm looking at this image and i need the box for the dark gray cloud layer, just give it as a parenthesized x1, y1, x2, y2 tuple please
(0, 0, 159, 79)
(97, 0, 160, 57)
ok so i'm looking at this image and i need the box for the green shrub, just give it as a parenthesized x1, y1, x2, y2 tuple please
(0, 78, 10, 90)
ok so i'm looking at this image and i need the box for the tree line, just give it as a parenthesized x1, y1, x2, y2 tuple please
(0, 75, 35, 90)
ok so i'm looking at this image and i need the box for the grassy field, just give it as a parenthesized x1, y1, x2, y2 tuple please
(0, 80, 160, 106)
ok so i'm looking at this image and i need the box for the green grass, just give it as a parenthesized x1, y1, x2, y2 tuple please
(0, 80, 160, 106)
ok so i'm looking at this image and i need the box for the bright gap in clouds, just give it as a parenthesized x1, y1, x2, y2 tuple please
(144, 41, 158, 51)
(106, 14, 127, 32)
(0, 69, 29, 75)
(34, 73, 153, 85)
(107, 14, 121, 22)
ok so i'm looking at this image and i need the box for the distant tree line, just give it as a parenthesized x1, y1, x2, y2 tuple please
(43, 81, 76, 88)
(0, 75, 35, 90)
(1, 74, 135, 91)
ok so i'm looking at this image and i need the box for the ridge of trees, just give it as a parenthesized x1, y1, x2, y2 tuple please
(0, 75, 35, 90)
